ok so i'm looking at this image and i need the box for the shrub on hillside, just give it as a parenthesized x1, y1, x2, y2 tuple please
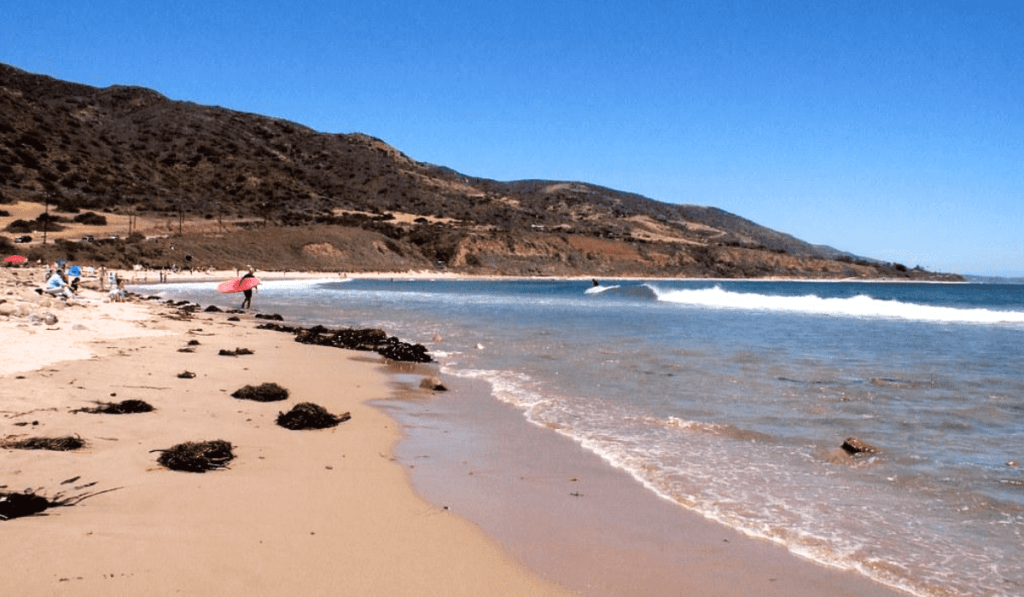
(5, 219, 33, 233)
(4, 214, 69, 233)
(73, 211, 107, 225)
(35, 212, 67, 224)
(57, 196, 104, 212)
(56, 200, 81, 213)
(40, 221, 66, 232)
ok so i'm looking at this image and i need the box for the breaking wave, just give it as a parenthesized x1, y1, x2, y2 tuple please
(651, 285, 1024, 325)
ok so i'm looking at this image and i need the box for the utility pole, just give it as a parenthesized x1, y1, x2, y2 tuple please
(42, 194, 49, 244)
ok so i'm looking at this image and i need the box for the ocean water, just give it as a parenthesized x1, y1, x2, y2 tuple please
(136, 278, 1024, 597)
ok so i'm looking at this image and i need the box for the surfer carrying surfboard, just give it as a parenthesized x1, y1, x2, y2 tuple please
(240, 266, 257, 309)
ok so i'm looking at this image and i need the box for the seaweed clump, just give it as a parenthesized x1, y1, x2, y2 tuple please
(1, 485, 122, 521)
(256, 323, 433, 363)
(2, 435, 85, 451)
(231, 382, 289, 402)
(219, 347, 254, 356)
(75, 399, 154, 414)
(0, 491, 50, 520)
(276, 402, 351, 430)
(155, 440, 234, 473)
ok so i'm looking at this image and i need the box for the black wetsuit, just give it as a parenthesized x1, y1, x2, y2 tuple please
(240, 272, 256, 309)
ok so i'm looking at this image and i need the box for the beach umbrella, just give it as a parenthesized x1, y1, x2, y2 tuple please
(4, 255, 27, 264)
(217, 276, 260, 294)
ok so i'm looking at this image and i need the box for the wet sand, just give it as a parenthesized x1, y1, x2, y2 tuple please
(386, 374, 910, 597)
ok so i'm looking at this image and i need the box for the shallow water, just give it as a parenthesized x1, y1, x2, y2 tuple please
(138, 278, 1024, 597)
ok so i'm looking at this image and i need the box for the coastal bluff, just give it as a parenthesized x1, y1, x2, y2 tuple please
(1, 62, 962, 281)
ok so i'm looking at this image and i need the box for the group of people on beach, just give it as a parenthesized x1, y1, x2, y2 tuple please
(32, 260, 257, 308)
(42, 266, 78, 300)
(39, 262, 125, 302)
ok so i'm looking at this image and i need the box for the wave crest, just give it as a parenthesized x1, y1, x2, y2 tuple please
(651, 286, 1024, 325)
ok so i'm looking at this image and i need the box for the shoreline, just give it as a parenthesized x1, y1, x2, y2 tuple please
(126, 268, 920, 596)
(387, 372, 913, 597)
(0, 265, 574, 596)
(3, 265, 915, 596)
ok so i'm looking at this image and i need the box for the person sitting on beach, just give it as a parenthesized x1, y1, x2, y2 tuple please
(43, 269, 75, 300)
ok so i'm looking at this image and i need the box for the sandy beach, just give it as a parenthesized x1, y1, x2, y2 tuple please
(1, 265, 913, 597)
(0, 265, 573, 596)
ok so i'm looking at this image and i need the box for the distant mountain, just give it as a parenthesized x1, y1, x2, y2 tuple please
(0, 62, 962, 279)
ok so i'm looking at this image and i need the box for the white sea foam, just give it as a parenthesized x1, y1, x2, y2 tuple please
(652, 285, 1024, 325)
(452, 369, 547, 410)
(585, 284, 620, 294)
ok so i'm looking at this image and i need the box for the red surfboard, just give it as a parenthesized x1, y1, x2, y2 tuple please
(217, 276, 260, 293)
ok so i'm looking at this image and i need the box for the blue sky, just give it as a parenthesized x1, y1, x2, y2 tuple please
(3, 1, 1022, 276)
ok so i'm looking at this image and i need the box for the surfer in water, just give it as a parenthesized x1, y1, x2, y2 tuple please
(592, 279, 600, 287)
(240, 266, 257, 309)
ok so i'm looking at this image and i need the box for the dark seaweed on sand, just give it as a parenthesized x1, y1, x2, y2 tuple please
(276, 402, 351, 430)
(0, 485, 119, 521)
(155, 440, 234, 473)
(256, 323, 433, 363)
(0, 491, 50, 520)
(231, 382, 288, 402)
(219, 347, 254, 356)
(74, 399, 154, 415)
(1, 435, 85, 451)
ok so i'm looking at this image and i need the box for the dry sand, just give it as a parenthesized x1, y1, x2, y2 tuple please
(0, 265, 574, 596)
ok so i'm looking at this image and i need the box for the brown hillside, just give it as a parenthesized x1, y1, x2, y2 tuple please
(0, 63, 961, 280)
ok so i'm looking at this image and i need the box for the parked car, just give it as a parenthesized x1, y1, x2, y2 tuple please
(81, 235, 95, 242)
(14, 235, 32, 243)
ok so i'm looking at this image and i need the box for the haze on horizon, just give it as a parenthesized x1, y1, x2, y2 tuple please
(3, 1, 1021, 277)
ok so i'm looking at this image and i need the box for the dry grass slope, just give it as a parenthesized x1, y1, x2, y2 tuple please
(0, 63, 962, 280)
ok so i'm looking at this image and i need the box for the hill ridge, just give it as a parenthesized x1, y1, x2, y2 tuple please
(0, 62, 959, 280)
